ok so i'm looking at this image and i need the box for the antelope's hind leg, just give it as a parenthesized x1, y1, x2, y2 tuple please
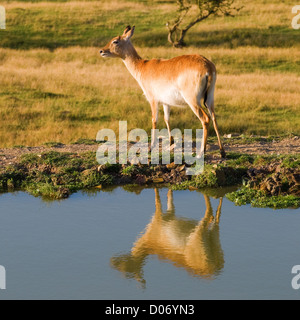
(204, 92, 226, 158)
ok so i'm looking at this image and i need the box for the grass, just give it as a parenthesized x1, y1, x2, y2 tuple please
(0, 46, 299, 147)
(2, 150, 114, 199)
(1, 0, 298, 49)
(170, 152, 300, 208)
(0, 150, 299, 207)
(0, 0, 299, 148)
(226, 186, 300, 209)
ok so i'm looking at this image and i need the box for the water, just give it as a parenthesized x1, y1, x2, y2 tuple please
(0, 186, 300, 300)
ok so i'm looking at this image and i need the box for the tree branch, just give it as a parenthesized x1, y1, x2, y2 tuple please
(166, 0, 241, 47)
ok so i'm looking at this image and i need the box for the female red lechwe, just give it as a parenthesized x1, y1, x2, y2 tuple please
(100, 26, 226, 158)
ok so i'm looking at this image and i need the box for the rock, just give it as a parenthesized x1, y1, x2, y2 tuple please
(166, 162, 176, 170)
(223, 133, 240, 138)
(152, 177, 164, 183)
(135, 175, 146, 185)
(177, 164, 185, 172)
(97, 165, 105, 172)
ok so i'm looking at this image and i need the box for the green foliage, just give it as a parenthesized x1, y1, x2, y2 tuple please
(121, 165, 137, 176)
(40, 151, 71, 166)
(121, 164, 146, 176)
(20, 153, 40, 165)
(171, 163, 246, 190)
(224, 153, 254, 167)
(253, 154, 300, 168)
(226, 186, 300, 209)
(1, 150, 113, 199)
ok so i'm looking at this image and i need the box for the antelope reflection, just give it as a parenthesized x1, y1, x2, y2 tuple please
(111, 188, 224, 286)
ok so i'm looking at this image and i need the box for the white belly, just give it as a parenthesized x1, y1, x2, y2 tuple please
(142, 82, 187, 107)
(157, 87, 187, 107)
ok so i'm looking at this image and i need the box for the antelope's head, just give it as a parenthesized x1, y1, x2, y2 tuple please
(99, 25, 135, 60)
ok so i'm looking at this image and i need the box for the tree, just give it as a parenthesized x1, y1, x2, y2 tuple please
(166, 0, 242, 47)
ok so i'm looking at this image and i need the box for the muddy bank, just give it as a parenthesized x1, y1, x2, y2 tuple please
(0, 135, 299, 169)
(0, 144, 299, 208)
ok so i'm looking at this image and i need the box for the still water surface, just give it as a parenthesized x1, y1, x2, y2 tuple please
(0, 187, 300, 300)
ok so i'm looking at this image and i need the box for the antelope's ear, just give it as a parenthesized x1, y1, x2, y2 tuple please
(122, 25, 135, 40)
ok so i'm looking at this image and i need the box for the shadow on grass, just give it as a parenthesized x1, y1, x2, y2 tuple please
(1, 26, 298, 50)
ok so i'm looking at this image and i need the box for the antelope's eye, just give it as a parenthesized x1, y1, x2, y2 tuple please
(112, 40, 119, 44)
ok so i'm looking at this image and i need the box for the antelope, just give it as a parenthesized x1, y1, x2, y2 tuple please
(110, 188, 224, 286)
(100, 26, 226, 158)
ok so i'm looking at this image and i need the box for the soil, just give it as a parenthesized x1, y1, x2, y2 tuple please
(0, 136, 299, 169)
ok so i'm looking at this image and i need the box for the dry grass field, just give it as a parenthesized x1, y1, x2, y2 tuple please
(0, 0, 299, 147)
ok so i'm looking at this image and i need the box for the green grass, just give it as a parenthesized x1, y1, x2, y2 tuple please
(1, 1, 174, 49)
(14, 150, 114, 199)
(1, 0, 299, 50)
(226, 186, 300, 209)
(1, 150, 299, 207)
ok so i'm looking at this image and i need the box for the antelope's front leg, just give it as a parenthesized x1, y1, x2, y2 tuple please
(150, 100, 158, 150)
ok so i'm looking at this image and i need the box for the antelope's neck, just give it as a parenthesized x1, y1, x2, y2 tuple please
(122, 46, 142, 80)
